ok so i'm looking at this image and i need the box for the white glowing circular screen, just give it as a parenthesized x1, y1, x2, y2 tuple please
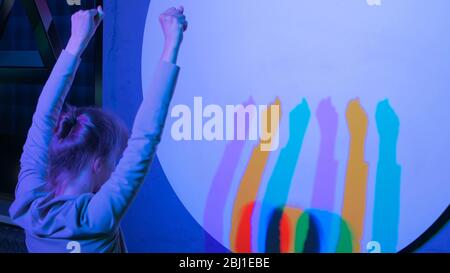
(142, 0, 450, 252)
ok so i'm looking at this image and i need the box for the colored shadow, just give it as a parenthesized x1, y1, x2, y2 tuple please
(341, 98, 369, 252)
(372, 99, 401, 253)
(270, 206, 352, 253)
(279, 207, 303, 253)
(294, 209, 353, 253)
(234, 202, 256, 253)
(294, 211, 320, 253)
(309, 209, 351, 252)
(230, 99, 281, 253)
(204, 97, 255, 252)
(265, 208, 285, 253)
(258, 99, 311, 253)
(311, 98, 339, 211)
(336, 218, 353, 253)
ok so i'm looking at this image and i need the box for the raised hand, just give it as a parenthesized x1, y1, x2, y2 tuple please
(66, 6, 104, 57)
(159, 6, 188, 64)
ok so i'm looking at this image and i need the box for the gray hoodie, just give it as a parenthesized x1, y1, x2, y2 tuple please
(9, 50, 180, 253)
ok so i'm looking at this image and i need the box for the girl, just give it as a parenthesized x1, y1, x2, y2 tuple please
(9, 5, 188, 253)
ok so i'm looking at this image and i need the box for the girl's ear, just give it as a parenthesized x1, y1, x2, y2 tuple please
(92, 157, 103, 174)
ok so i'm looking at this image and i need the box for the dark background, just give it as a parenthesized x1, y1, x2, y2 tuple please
(0, 0, 99, 199)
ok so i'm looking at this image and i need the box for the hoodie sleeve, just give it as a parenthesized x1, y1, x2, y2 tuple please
(9, 51, 81, 221)
(80, 61, 179, 233)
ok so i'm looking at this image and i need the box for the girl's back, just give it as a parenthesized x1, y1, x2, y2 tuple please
(8, 6, 188, 253)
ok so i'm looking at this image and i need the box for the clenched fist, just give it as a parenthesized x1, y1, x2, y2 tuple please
(66, 6, 104, 57)
(159, 6, 188, 63)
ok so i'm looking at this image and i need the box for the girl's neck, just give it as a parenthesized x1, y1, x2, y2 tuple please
(55, 169, 94, 196)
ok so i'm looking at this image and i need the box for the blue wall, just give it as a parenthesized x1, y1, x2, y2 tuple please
(102, 0, 225, 253)
(103, 0, 448, 253)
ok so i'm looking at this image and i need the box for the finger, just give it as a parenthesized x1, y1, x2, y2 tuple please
(177, 16, 187, 24)
(164, 7, 177, 16)
(176, 16, 188, 32)
(94, 5, 104, 25)
(174, 14, 186, 21)
(97, 5, 104, 18)
(87, 9, 98, 17)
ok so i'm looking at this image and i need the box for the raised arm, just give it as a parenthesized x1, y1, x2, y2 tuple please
(83, 7, 188, 233)
(11, 8, 104, 210)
